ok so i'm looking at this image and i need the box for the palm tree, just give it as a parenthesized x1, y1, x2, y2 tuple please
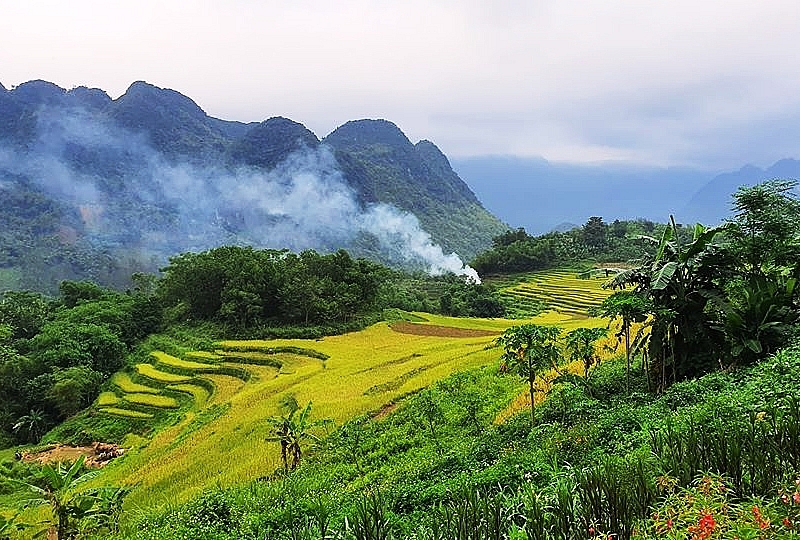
(18, 455, 101, 540)
(12, 409, 46, 443)
(496, 324, 561, 425)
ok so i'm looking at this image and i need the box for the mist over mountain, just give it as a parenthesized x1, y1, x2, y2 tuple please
(452, 156, 712, 233)
(681, 159, 800, 225)
(453, 156, 800, 233)
(0, 80, 503, 292)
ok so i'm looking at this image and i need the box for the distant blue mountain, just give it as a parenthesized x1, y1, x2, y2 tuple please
(453, 156, 800, 233)
(681, 159, 800, 225)
(452, 156, 712, 233)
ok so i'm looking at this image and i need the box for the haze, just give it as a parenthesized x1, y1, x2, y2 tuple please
(3, 1, 800, 169)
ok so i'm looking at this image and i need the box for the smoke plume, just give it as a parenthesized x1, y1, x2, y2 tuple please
(0, 105, 481, 283)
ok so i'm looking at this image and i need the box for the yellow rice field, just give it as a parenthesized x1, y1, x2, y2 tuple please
(85, 270, 619, 512)
(123, 393, 179, 409)
(151, 351, 220, 371)
(97, 391, 121, 407)
(99, 407, 154, 419)
(111, 372, 160, 394)
(135, 363, 193, 383)
(167, 384, 211, 408)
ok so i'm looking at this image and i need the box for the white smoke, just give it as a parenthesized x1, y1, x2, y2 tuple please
(358, 204, 481, 283)
(0, 105, 482, 283)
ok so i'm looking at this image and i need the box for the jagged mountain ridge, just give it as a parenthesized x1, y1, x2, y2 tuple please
(0, 80, 505, 292)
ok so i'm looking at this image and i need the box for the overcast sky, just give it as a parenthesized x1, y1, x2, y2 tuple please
(3, 1, 800, 169)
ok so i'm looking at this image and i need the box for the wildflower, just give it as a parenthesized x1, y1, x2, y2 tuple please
(588, 526, 595, 536)
(793, 491, 800, 505)
(783, 517, 793, 529)
(688, 511, 716, 540)
(752, 505, 770, 529)
(756, 411, 767, 421)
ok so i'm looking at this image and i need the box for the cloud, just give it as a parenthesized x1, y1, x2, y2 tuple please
(3, 1, 800, 168)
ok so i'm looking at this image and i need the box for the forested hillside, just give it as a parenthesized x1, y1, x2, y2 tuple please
(0, 80, 505, 293)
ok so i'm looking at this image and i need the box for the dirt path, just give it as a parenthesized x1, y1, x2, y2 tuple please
(23, 442, 124, 468)
(389, 322, 500, 338)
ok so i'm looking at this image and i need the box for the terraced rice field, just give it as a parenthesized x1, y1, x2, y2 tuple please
(90, 270, 617, 509)
(135, 363, 193, 384)
(490, 269, 614, 319)
(167, 383, 211, 408)
(123, 393, 179, 409)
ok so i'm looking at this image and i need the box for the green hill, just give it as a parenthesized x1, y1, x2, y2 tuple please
(0, 81, 504, 292)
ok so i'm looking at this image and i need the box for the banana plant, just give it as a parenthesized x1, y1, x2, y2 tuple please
(606, 217, 731, 385)
(16, 455, 101, 540)
(267, 397, 332, 471)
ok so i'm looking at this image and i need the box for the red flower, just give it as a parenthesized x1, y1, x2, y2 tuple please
(688, 511, 716, 540)
(752, 505, 770, 529)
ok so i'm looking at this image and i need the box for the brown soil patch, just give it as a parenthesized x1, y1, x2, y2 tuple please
(389, 322, 500, 338)
(372, 402, 398, 420)
(23, 442, 125, 468)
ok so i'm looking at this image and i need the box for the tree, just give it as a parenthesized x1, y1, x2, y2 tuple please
(583, 216, 608, 249)
(12, 409, 47, 443)
(29, 322, 126, 376)
(18, 456, 101, 540)
(565, 327, 608, 384)
(597, 291, 650, 390)
(496, 324, 561, 424)
(605, 217, 730, 386)
(266, 397, 331, 471)
(726, 179, 800, 278)
(48, 367, 103, 418)
(416, 388, 445, 447)
(0, 290, 51, 340)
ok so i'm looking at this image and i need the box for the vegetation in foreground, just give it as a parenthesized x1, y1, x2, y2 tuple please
(110, 346, 800, 539)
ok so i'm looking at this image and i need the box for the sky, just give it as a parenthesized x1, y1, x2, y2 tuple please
(3, 0, 800, 170)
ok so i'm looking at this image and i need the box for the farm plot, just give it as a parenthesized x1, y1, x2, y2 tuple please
(91, 271, 615, 509)
(493, 269, 613, 319)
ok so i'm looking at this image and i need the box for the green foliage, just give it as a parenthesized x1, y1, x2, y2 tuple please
(565, 326, 608, 380)
(0, 290, 52, 340)
(17, 455, 102, 539)
(266, 399, 332, 471)
(0, 282, 160, 446)
(471, 219, 670, 275)
(727, 178, 800, 276)
(438, 277, 505, 318)
(496, 324, 561, 424)
(158, 247, 388, 329)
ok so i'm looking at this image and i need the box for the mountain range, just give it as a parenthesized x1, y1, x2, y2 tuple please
(0, 80, 505, 292)
(452, 156, 800, 233)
